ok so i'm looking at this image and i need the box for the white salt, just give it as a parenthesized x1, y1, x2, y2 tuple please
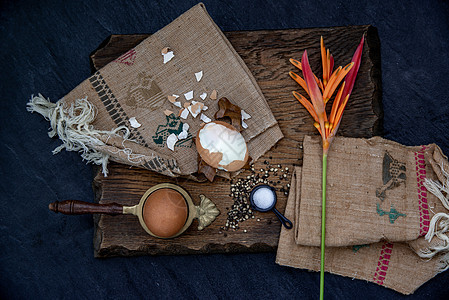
(252, 187, 275, 209)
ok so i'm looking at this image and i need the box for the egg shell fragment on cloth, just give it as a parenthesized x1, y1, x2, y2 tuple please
(164, 109, 174, 116)
(178, 130, 188, 140)
(200, 113, 211, 123)
(196, 121, 249, 172)
(162, 51, 175, 64)
(241, 109, 251, 120)
(168, 95, 181, 108)
(167, 133, 178, 151)
(179, 108, 189, 119)
(200, 92, 207, 100)
(161, 47, 170, 54)
(178, 123, 189, 140)
(184, 91, 194, 100)
(188, 101, 204, 118)
(129, 117, 141, 128)
(167, 95, 179, 103)
(195, 71, 203, 82)
(241, 109, 251, 129)
(210, 89, 217, 100)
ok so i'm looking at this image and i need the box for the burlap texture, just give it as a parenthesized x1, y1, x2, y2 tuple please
(276, 166, 449, 295)
(39, 3, 283, 177)
(296, 135, 447, 247)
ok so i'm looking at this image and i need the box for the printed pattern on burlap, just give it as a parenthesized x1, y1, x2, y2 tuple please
(141, 156, 178, 173)
(89, 71, 149, 147)
(152, 114, 193, 148)
(376, 151, 406, 201)
(114, 48, 137, 66)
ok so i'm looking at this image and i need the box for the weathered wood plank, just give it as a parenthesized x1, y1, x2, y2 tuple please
(90, 25, 382, 257)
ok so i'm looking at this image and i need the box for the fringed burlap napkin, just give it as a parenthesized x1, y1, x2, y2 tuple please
(276, 166, 449, 295)
(27, 3, 283, 177)
(295, 135, 449, 249)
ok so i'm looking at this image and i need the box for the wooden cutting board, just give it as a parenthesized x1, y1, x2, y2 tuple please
(90, 25, 382, 257)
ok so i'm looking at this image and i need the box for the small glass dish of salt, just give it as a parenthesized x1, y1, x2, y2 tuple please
(249, 185, 292, 229)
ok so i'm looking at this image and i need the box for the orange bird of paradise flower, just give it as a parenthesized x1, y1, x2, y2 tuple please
(289, 36, 364, 155)
(289, 36, 364, 300)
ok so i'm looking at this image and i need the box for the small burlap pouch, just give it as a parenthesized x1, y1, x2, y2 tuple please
(295, 135, 449, 249)
(27, 3, 283, 178)
(276, 167, 449, 295)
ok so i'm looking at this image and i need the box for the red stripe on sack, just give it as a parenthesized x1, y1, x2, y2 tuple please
(373, 242, 394, 285)
(415, 146, 430, 236)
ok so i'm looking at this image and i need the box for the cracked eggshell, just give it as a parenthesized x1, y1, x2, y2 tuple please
(195, 121, 249, 172)
(129, 117, 141, 128)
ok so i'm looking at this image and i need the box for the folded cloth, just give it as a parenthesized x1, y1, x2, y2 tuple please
(409, 147, 449, 258)
(295, 135, 448, 248)
(276, 166, 449, 295)
(27, 3, 283, 178)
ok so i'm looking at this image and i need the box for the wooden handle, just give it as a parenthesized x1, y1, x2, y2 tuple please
(48, 200, 123, 215)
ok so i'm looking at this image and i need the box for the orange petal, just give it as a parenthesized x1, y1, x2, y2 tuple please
(314, 122, 322, 136)
(329, 82, 346, 125)
(292, 91, 318, 122)
(321, 37, 328, 85)
(289, 71, 308, 94)
(318, 78, 324, 93)
(323, 62, 353, 102)
(333, 94, 350, 129)
(290, 58, 302, 70)
(325, 49, 330, 84)
(322, 66, 342, 103)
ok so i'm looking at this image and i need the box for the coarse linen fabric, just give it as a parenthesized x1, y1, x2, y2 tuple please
(276, 166, 449, 295)
(28, 3, 283, 178)
(295, 135, 448, 248)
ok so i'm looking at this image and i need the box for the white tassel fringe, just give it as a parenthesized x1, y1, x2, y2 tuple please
(420, 161, 449, 258)
(27, 94, 129, 176)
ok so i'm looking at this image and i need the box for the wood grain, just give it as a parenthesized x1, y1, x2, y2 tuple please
(90, 25, 382, 257)
(49, 200, 123, 215)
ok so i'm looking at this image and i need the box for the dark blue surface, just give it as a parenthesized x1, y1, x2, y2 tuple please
(1, 0, 449, 299)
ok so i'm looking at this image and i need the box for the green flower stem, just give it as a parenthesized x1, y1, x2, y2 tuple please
(320, 152, 328, 300)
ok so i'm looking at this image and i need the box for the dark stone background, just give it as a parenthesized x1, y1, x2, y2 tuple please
(1, 0, 448, 299)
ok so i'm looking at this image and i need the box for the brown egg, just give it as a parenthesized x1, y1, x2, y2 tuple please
(196, 121, 249, 172)
(142, 188, 188, 238)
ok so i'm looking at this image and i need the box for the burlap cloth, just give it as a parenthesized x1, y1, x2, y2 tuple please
(276, 165, 449, 295)
(276, 136, 449, 294)
(296, 135, 449, 248)
(28, 3, 283, 178)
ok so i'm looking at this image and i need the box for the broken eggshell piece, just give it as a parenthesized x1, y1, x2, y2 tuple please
(196, 121, 249, 172)
(129, 117, 142, 128)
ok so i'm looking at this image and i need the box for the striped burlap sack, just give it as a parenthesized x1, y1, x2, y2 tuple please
(276, 166, 449, 295)
(295, 136, 449, 251)
(27, 3, 282, 178)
